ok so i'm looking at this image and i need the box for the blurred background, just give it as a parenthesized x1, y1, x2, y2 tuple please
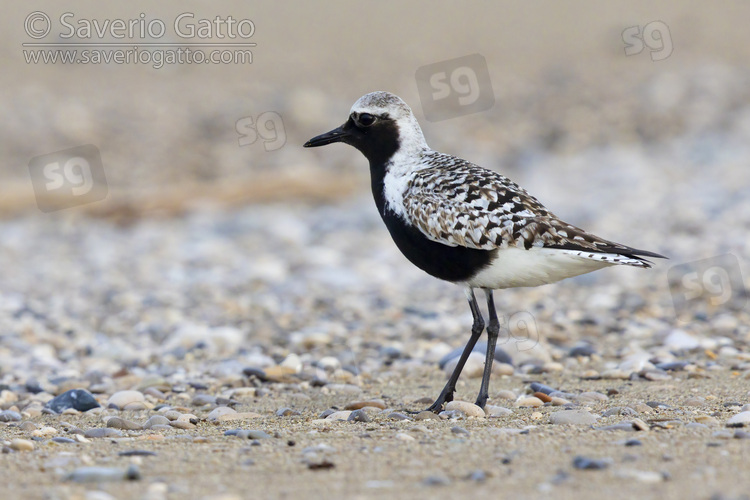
(1, 1, 748, 370)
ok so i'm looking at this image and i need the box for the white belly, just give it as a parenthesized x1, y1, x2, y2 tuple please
(466, 247, 614, 289)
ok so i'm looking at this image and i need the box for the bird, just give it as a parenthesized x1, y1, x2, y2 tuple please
(304, 91, 665, 412)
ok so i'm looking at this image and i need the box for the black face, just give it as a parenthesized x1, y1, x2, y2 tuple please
(304, 112, 400, 166)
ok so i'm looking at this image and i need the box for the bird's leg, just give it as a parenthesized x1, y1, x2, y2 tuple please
(475, 289, 500, 409)
(426, 288, 484, 413)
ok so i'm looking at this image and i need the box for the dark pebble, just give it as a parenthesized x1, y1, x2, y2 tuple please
(451, 426, 470, 436)
(307, 460, 335, 470)
(348, 409, 369, 423)
(276, 408, 300, 417)
(572, 456, 611, 470)
(318, 409, 336, 419)
(242, 368, 269, 382)
(118, 450, 157, 456)
(530, 382, 556, 395)
(625, 439, 643, 446)
(569, 345, 596, 357)
(655, 361, 689, 371)
(45, 389, 101, 413)
(734, 430, 750, 439)
(51, 437, 77, 444)
(189, 381, 209, 390)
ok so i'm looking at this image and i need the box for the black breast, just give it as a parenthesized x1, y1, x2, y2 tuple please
(369, 165, 495, 284)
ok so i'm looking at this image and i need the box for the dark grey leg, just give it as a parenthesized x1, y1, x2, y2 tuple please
(475, 289, 499, 409)
(426, 288, 485, 413)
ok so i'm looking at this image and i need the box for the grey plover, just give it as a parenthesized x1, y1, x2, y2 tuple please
(304, 91, 665, 412)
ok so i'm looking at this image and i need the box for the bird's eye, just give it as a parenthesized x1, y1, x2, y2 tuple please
(357, 113, 376, 127)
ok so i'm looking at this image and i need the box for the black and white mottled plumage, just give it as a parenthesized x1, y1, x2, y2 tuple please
(305, 91, 665, 411)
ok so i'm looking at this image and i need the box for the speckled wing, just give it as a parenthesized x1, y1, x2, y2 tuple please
(403, 153, 662, 264)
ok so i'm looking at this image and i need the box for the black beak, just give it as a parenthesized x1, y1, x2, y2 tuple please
(304, 124, 350, 147)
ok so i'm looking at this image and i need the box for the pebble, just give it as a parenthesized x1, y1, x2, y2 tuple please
(550, 410, 599, 425)
(414, 411, 439, 421)
(170, 420, 196, 430)
(344, 400, 386, 410)
(395, 433, 415, 442)
(45, 389, 100, 413)
(530, 382, 556, 395)
(516, 396, 544, 408)
(348, 409, 370, 422)
(572, 456, 611, 470)
(9, 439, 34, 451)
(484, 405, 513, 417)
(451, 426, 470, 436)
(388, 412, 413, 421)
(108, 390, 145, 409)
(191, 394, 217, 406)
(445, 401, 484, 418)
(51, 437, 77, 444)
(495, 390, 516, 400)
(106, 417, 143, 430)
(65, 465, 141, 483)
(726, 411, 750, 427)
(31, 426, 58, 437)
(84, 428, 123, 438)
(0, 410, 22, 422)
(207, 407, 237, 421)
(276, 407, 301, 417)
(423, 475, 450, 486)
(143, 415, 171, 429)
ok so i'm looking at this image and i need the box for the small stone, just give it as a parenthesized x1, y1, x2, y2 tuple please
(344, 400, 386, 410)
(51, 437, 77, 444)
(143, 415, 170, 429)
(575, 392, 608, 403)
(533, 392, 552, 403)
(551, 410, 599, 425)
(531, 411, 543, 420)
(31, 426, 58, 437)
(348, 409, 370, 422)
(0, 410, 22, 422)
(550, 397, 573, 406)
(414, 411, 439, 421)
(631, 418, 649, 431)
(664, 330, 700, 350)
(395, 432, 415, 442)
(108, 390, 145, 410)
(276, 407, 301, 417)
(45, 389, 100, 413)
(726, 412, 750, 427)
(495, 390, 516, 400)
(10, 439, 34, 451)
(169, 420, 196, 430)
(388, 412, 413, 421)
(445, 401, 485, 418)
(572, 456, 611, 470)
(516, 396, 544, 407)
(423, 475, 450, 486)
(207, 407, 237, 421)
(625, 439, 642, 446)
(191, 394, 217, 406)
(451, 426, 470, 436)
(106, 417, 142, 430)
(530, 382, 556, 395)
(467, 470, 487, 482)
(239, 430, 271, 440)
(484, 405, 512, 417)
(65, 465, 141, 483)
(684, 397, 706, 407)
(84, 428, 123, 438)
(325, 411, 352, 421)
